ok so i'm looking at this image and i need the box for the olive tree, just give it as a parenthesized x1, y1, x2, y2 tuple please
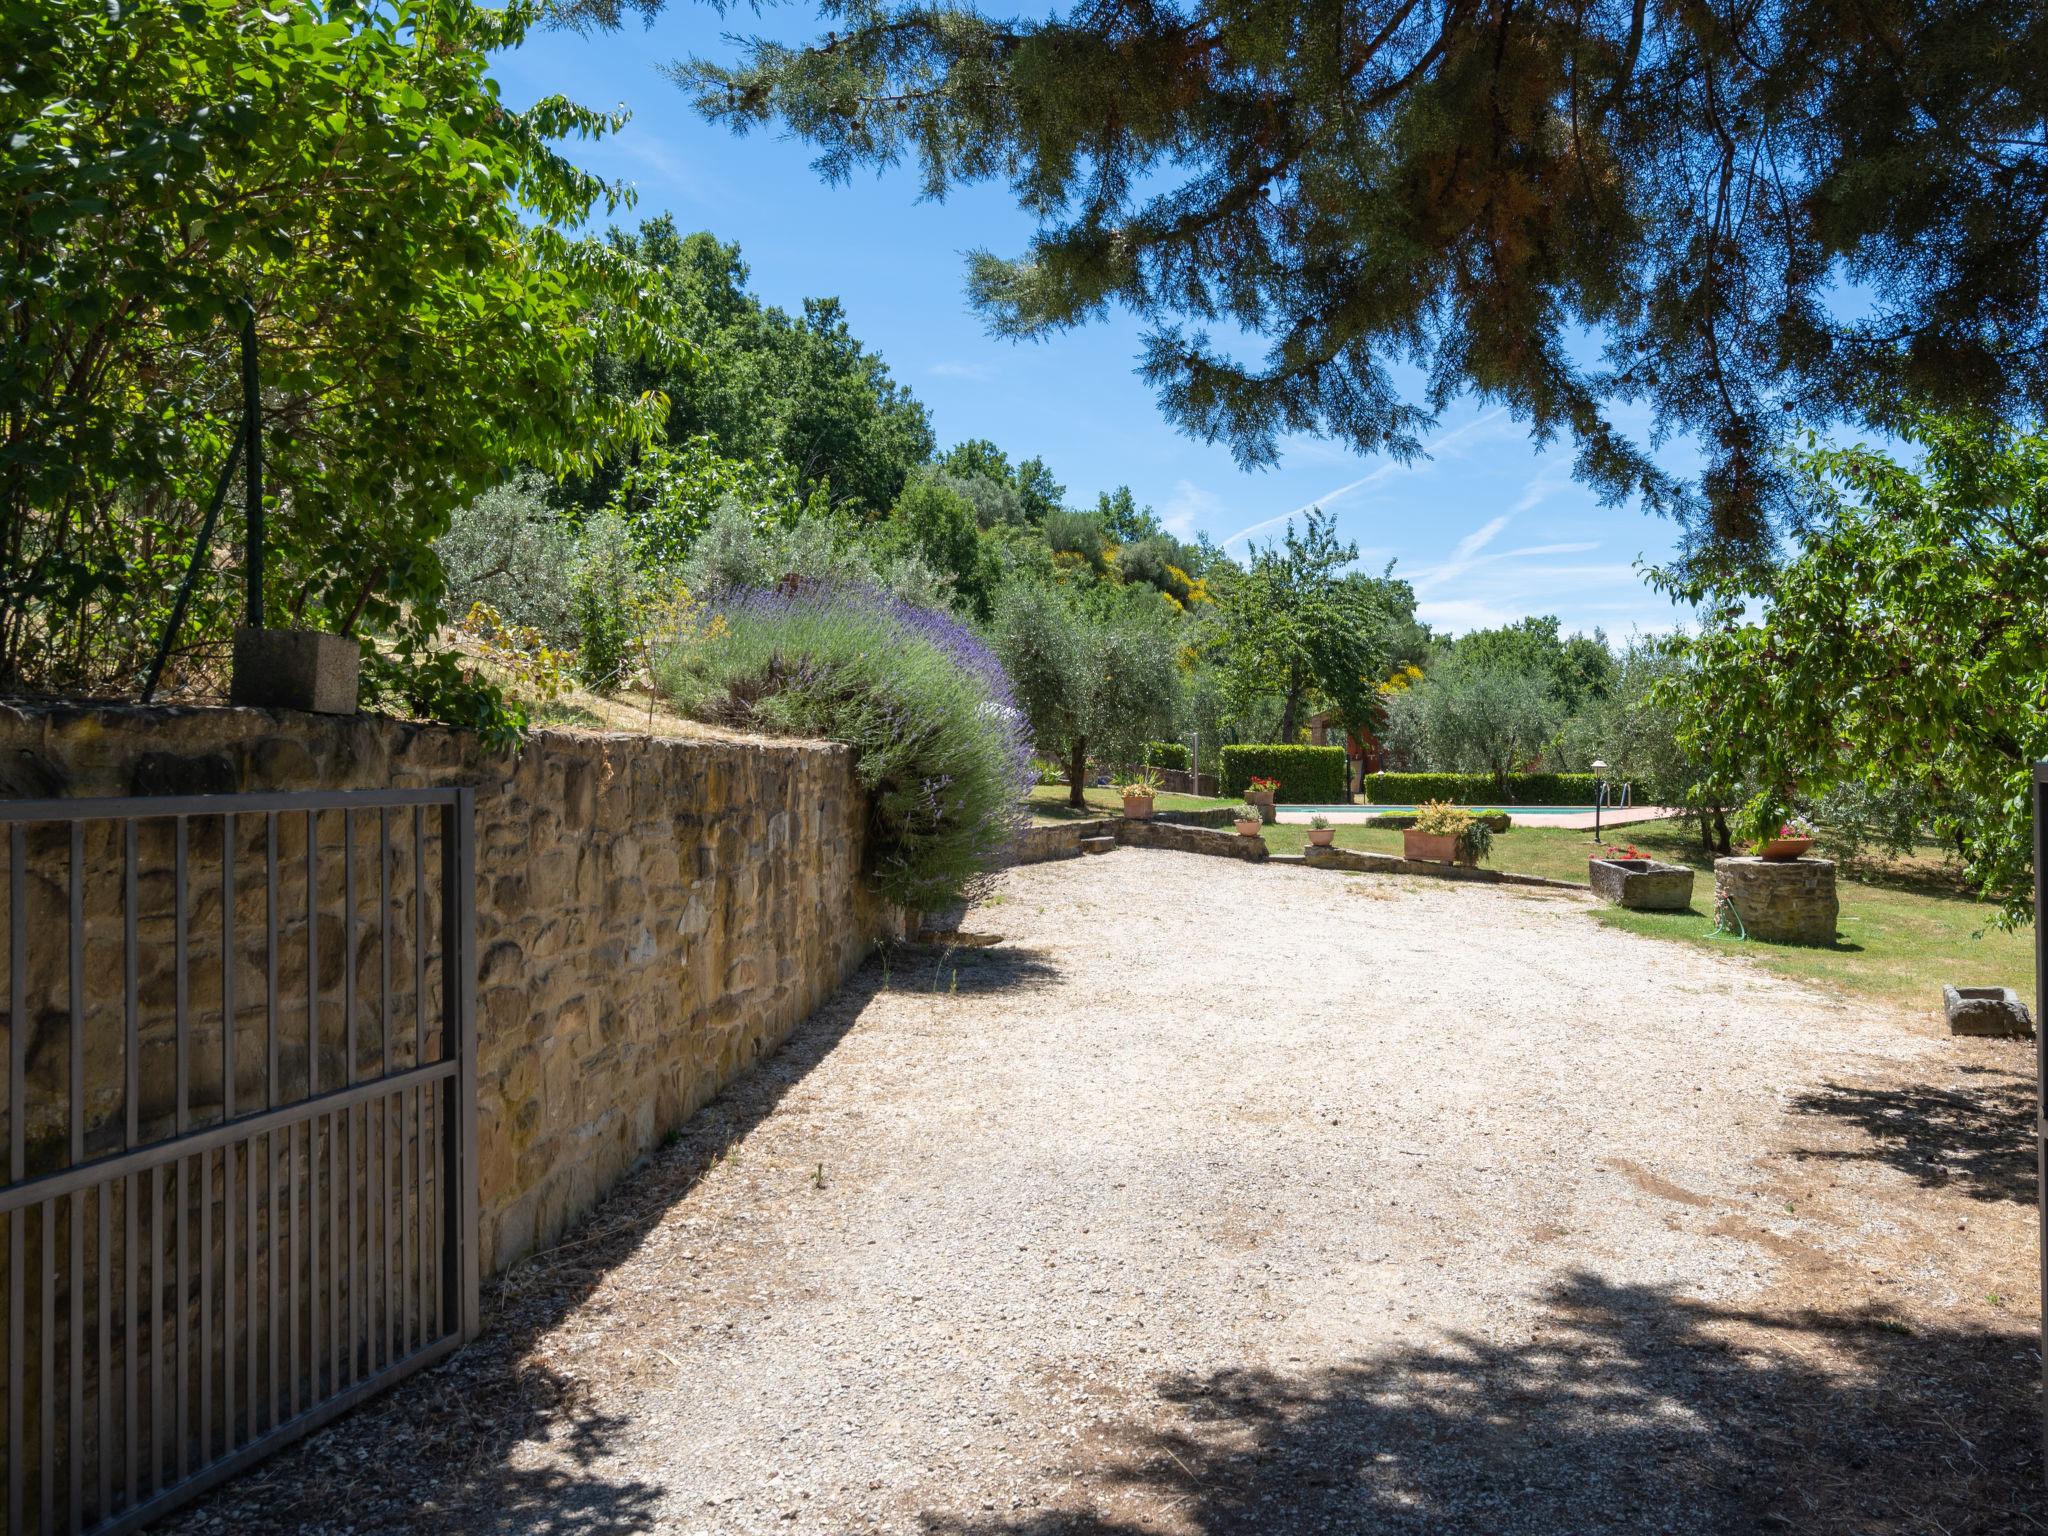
(992, 582, 1181, 808)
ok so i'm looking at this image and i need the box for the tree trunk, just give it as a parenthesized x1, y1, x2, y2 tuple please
(1713, 807, 1732, 855)
(1068, 736, 1088, 810)
(1279, 659, 1303, 743)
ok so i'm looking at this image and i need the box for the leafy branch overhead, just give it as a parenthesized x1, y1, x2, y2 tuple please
(2, 0, 681, 726)
(659, 0, 2048, 567)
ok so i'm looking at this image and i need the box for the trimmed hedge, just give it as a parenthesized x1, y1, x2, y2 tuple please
(1364, 771, 1599, 805)
(1220, 744, 1348, 803)
(1144, 740, 1190, 771)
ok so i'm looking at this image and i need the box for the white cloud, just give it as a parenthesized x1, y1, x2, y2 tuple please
(929, 361, 995, 381)
(1219, 406, 1514, 548)
(1407, 514, 1513, 592)
(1159, 479, 1225, 538)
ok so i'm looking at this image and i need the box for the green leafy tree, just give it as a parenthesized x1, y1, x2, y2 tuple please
(1219, 510, 1392, 742)
(1096, 486, 1162, 544)
(1382, 656, 1563, 792)
(1453, 617, 1614, 713)
(992, 582, 1181, 808)
(668, 0, 2048, 563)
(1659, 411, 2048, 920)
(887, 472, 997, 618)
(1014, 457, 1066, 523)
(582, 220, 933, 517)
(2, 0, 675, 727)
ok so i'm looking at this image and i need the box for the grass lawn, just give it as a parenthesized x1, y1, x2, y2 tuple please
(1260, 816, 2035, 1016)
(1025, 783, 1237, 821)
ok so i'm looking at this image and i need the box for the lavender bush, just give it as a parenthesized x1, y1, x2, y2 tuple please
(652, 582, 1034, 909)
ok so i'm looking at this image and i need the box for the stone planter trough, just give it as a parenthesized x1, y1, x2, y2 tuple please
(1942, 985, 2034, 1038)
(1588, 856, 1696, 911)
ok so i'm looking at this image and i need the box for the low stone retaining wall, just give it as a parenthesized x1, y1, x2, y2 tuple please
(1301, 844, 1581, 890)
(1116, 819, 1268, 861)
(1714, 856, 1838, 944)
(1152, 768, 1220, 797)
(1, 702, 883, 1275)
(1003, 819, 1119, 865)
(1154, 806, 1237, 829)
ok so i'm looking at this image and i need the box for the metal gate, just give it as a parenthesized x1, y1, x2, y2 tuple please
(0, 788, 477, 1534)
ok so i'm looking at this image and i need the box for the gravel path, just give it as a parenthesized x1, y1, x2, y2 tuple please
(173, 851, 2043, 1535)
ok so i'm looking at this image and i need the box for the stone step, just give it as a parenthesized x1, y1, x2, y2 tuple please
(1079, 836, 1117, 855)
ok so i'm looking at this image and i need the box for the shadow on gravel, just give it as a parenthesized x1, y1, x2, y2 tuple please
(924, 1272, 2041, 1536)
(1788, 1065, 2036, 1204)
(888, 941, 1062, 995)
(157, 952, 919, 1536)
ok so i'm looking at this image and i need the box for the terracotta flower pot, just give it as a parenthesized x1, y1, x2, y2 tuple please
(1122, 793, 1155, 821)
(1402, 829, 1459, 864)
(1234, 818, 1264, 838)
(1307, 827, 1336, 847)
(1757, 836, 1814, 861)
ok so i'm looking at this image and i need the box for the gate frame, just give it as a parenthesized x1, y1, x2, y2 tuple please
(0, 785, 478, 1534)
(2036, 761, 2046, 1479)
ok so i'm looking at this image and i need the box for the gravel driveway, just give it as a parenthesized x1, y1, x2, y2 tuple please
(172, 851, 2042, 1535)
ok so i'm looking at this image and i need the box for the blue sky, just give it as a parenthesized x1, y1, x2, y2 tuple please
(495, 9, 1698, 640)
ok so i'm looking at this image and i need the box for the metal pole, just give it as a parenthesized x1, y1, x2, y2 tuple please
(2032, 762, 2045, 1483)
(242, 312, 264, 629)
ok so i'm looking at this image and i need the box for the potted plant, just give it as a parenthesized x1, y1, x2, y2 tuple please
(1455, 816, 1493, 867)
(1245, 775, 1280, 823)
(1118, 769, 1161, 820)
(1757, 814, 1817, 861)
(1233, 803, 1266, 837)
(1402, 800, 1470, 863)
(1306, 813, 1336, 848)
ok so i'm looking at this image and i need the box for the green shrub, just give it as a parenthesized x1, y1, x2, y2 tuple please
(1144, 740, 1190, 771)
(1364, 771, 1599, 805)
(652, 583, 1032, 910)
(571, 513, 642, 692)
(1219, 745, 1348, 802)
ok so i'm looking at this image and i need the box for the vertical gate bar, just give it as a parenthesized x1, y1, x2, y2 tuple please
(200, 1147, 212, 1470)
(265, 814, 278, 1112)
(363, 1102, 375, 1372)
(401, 1084, 413, 1356)
(2034, 765, 2045, 1483)
(287, 1122, 299, 1421)
(307, 810, 318, 1100)
(308, 1117, 321, 1408)
(246, 1132, 257, 1439)
(344, 810, 355, 1089)
(68, 822, 84, 1158)
(224, 1139, 235, 1454)
(12, 824, 26, 1188)
(7, 829, 19, 1536)
(380, 809, 391, 1076)
(8, 1207, 21, 1536)
(268, 1131, 280, 1433)
(175, 816, 188, 1136)
(223, 813, 237, 1123)
(174, 1155, 186, 1483)
(125, 823, 140, 1510)
(97, 1182, 109, 1526)
(327, 1110, 339, 1400)
(413, 806, 426, 1070)
(426, 1089, 438, 1343)
(42, 1199, 55, 1532)
(380, 1091, 392, 1369)
(150, 1163, 161, 1499)
(69, 1192, 82, 1532)
(380, 811, 391, 1376)
(347, 1107, 359, 1388)
(341, 1109, 353, 1390)
(440, 791, 477, 1341)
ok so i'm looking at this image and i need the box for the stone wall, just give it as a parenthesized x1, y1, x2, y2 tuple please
(0, 702, 883, 1275)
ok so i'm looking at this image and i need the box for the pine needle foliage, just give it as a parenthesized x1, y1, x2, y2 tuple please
(654, 0, 2048, 569)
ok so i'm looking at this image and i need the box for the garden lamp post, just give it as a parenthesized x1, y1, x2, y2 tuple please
(1592, 760, 1609, 844)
